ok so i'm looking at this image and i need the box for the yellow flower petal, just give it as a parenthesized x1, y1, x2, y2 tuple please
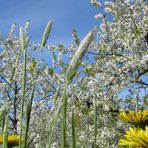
(119, 110, 148, 127)
(118, 126, 148, 147)
(0, 134, 23, 146)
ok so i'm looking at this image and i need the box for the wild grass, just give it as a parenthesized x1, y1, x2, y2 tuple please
(2, 113, 8, 148)
(19, 27, 27, 148)
(1, 21, 97, 148)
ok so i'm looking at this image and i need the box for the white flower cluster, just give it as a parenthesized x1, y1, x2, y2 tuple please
(0, 0, 147, 147)
(90, 0, 101, 7)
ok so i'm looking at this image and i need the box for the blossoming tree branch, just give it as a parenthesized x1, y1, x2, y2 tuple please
(0, 0, 147, 147)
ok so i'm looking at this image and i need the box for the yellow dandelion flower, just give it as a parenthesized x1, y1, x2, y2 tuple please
(119, 110, 148, 127)
(0, 134, 23, 146)
(118, 126, 148, 148)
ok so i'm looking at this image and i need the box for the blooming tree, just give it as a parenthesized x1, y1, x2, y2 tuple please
(0, 0, 147, 147)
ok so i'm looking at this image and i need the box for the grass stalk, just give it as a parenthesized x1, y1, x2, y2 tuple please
(39, 121, 47, 147)
(19, 27, 27, 148)
(48, 88, 63, 148)
(71, 109, 76, 148)
(61, 89, 68, 148)
(93, 97, 97, 148)
(2, 113, 8, 148)
(48, 100, 62, 148)
(23, 84, 35, 148)
(1, 110, 6, 134)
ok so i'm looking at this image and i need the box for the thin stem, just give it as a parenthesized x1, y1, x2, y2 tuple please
(93, 97, 97, 148)
(13, 82, 18, 134)
(71, 109, 76, 148)
(23, 84, 35, 148)
(19, 48, 27, 148)
(61, 89, 68, 148)
(48, 88, 62, 148)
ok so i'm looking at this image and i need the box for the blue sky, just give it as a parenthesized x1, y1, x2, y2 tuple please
(0, 0, 101, 45)
(0, 0, 147, 101)
(0, 0, 104, 71)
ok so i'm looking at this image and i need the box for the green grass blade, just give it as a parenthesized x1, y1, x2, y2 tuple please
(23, 84, 35, 148)
(1, 110, 6, 134)
(48, 88, 62, 148)
(48, 88, 68, 148)
(39, 121, 47, 148)
(93, 98, 97, 148)
(2, 114, 8, 148)
(19, 27, 27, 148)
(48, 99, 62, 148)
(71, 109, 76, 148)
(61, 89, 68, 148)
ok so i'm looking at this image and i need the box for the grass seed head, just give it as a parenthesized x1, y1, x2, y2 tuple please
(66, 27, 98, 82)
(42, 20, 52, 47)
